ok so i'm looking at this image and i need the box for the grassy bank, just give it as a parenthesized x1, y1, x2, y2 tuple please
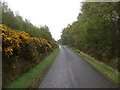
(68, 46, 119, 87)
(2, 24, 58, 87)
(6, 47, 59, 88)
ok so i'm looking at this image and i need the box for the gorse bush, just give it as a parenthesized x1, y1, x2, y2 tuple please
(1, 1, 58, 87)
(1, 24, 57, 87)
(2, 25, 30, 57)
(1, 24, 55, 58)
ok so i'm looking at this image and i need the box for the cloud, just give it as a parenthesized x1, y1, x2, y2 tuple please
(2, 0, 83, 40)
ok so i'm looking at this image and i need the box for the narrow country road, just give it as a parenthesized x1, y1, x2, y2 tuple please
(39, 45, 115, 88)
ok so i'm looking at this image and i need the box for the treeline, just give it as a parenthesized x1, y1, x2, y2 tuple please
(61, 2, 119, 71)
(0, 1, 58, 87)
(1, 2, 53, 41)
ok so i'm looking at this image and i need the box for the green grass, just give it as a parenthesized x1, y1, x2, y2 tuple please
(6, 47, 59, 88)
(68, 46, 119, 87)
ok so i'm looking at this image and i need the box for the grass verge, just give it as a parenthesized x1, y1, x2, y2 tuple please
(68, 46, 119, 87)
(6, 47, 59, 88)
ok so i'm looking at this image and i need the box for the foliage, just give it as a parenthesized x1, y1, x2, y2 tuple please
(70, 47, 119, 86)
(1, 1, 58, 87)
(61, 2, 119, 71)
(1, 24, 57, 87)
(1, 2, 53, 41)
(7, 48, 59, 88)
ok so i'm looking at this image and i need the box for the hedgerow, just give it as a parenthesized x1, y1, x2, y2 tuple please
(1, 24, 57, 87)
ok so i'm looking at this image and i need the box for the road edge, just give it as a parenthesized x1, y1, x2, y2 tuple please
(6, 47, 60, 88)
(67, 46, 119, 87)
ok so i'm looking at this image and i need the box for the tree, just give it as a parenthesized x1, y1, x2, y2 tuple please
(61, 2, 119, 70)
(2, 1, 54, 41)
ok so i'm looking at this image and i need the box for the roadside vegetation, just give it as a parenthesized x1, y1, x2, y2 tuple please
(1, 2, 53, 41)
(60, 2, 119, 71)
(69, 46, 119, 87)
(1, 1, 58, 87)
(7, 48, 59, 88)
(1, 24, 57, 88)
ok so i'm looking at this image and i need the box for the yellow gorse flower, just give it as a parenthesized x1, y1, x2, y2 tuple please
(0, 46, 2, 51)
(11, 64, 16, 69)
(1, 24, 56, 58)
(4, 47, 13, 56)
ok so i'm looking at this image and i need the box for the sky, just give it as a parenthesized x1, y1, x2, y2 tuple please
(2, 0, 84, 40)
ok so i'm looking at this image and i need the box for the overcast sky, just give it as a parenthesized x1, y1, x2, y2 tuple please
(2, 0, 84, 40)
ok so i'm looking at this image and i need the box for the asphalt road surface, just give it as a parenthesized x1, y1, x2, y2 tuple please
(39, 45, 116, 88)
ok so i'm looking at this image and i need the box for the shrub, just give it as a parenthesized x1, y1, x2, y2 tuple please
(1, 24, 57, 87)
